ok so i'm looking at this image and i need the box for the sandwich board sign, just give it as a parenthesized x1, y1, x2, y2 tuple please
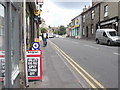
(0, 51, 5, 82)
(26, 50, 42, 80)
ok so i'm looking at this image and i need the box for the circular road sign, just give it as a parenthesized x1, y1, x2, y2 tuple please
(32, 42, 40, 50)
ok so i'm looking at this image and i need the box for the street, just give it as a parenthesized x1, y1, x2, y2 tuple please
(1, 1, 120, 89)
(29, 37, 118, 88)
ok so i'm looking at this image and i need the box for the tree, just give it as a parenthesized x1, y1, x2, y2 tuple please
(58, 25, 66, 35)
(41, 28, 47, 33)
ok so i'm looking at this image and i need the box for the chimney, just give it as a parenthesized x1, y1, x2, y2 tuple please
(83, 5, 87, 12)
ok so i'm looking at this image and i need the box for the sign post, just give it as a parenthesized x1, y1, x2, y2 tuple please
(26, 50, 42, 80)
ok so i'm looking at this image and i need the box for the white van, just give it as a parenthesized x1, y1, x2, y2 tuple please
(48, 33, 54, 38)
(95, 29, 120, 45)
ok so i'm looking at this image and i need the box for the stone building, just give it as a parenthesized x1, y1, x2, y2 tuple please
(81, 0, 120, 40)
(99, 2, 119, 32)
(81, 3, 100, 40)
(70, 14, 82, 39)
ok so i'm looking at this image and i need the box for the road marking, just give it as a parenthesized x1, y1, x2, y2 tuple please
(55, 46, 104, 89)
(72, 41, 79, 44)
(84, 45, 99, 50)
(49, 40, 105, 89)
(55, 51, 84, 88)
(55, 47, 97, 89)
(98, 45, 118, 49)
(113, 52, 120, 55)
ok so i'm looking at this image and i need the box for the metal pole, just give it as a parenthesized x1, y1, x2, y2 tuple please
(23, 0, 29, 87)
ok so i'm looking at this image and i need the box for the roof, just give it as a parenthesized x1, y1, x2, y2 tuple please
(97, 29, 116, 32)
(81, 2, 101, 15)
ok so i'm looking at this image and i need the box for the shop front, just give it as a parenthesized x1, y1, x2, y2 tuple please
(0, 2, 20, 89)
(100, 17, 118, 32)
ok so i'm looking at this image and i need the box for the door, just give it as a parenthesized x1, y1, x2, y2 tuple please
(86, 26, 88, 38)
(102, 32, 108, 44)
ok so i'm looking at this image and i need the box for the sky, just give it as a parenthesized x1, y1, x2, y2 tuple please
(41, 0, 92, 27)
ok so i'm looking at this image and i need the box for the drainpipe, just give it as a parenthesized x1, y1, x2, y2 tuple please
(23, 0, 29, 87)
(98, 3, 101, 29)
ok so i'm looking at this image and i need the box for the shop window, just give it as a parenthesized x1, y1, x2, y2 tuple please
(104, 5, 108, 17)
(11, 5, 19, 81)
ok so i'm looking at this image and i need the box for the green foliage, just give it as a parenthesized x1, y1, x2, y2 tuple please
(53, 30, 58, 34)
(41, 28, 47, 33)
(58, 25, 66, 35)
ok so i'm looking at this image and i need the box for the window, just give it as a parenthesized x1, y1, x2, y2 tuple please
(10, 5, 20, 83)
(103, 32, 107, 37)
(109, 31, 117, 36)
(104, 5, 108, 17)
(91, 10, 95, 19)
(91, 24, 94, 34)
(83, 27, 85, 35)
(83, 15, 85, 22)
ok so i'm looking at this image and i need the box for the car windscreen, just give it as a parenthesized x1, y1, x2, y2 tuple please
(108, 31, 117, 36)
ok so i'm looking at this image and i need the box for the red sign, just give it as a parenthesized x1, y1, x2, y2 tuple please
(37, 0, 44, 4)
(26, 50, 42, 80)
(0, 50, 5, 82)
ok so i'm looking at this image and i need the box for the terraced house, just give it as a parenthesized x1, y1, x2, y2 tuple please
(68, 0, 120, 40)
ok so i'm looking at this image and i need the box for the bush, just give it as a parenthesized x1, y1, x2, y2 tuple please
(41, 28, 47, 33)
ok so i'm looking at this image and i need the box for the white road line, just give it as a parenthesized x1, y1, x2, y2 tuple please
(84, 45, 99, 50)
(113, 52, 120, 55)
(72, 41, 79, 44)
(100, 45, 117, 49)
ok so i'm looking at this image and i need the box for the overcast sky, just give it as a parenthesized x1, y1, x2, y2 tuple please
(41, 0, 92, 27)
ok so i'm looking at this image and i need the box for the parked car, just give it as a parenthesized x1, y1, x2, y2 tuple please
(95, 29, 120, 45)
(48, 33, 54, 38)
(54, 34, 59, 38)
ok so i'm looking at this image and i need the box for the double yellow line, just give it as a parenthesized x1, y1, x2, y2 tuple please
(49, 40, 106, 89)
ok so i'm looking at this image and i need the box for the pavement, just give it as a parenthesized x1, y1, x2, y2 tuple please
(28, 39, 82, 88)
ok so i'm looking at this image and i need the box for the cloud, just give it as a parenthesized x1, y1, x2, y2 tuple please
(53, 0, 92, 2)
(41, 0, 91, 27)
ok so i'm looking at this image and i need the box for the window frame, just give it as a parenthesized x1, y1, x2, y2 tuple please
(91, 10, 95, 20)
(91, 24, 94, 34)
(83, 15, 85, 22)
(104, 5, 108, 17)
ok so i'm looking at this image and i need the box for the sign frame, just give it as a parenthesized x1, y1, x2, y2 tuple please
(0, 50, 5, 82)
(26, 50, 42, 80)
